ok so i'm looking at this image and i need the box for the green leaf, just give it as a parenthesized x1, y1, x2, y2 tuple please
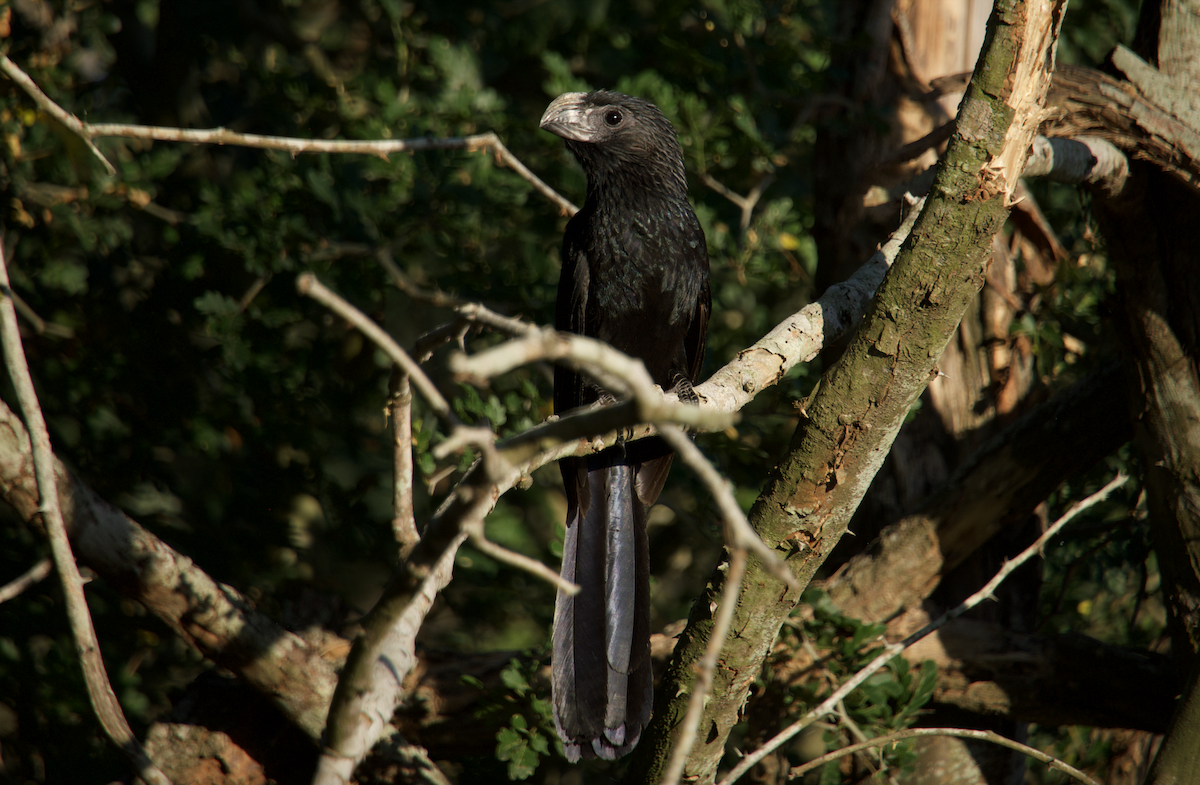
(39, 257, 89, 295)
(496, 723, 539, 780)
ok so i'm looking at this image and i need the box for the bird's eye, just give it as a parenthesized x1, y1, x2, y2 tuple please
(604, 109, 623, 127)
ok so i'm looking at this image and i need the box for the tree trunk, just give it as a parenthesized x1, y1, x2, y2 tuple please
(626, 2, 1068, 780)
(1091, 2, 1200, 783)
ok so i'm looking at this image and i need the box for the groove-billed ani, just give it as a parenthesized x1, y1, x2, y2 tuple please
(539, 91, 711, 761)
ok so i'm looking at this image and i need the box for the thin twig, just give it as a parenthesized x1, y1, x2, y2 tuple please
(412, 300, 537, 361)
(237, 275, 271, 313)
(453, 301, 536, 337)
(3, 53, 576, 215)
(661, 547, 748, 785)
(389, 371, 419, 552)
(297, 273, 460, 428)
(0, 245, 170, 784)
(700, 172, 774, 232)
(0, 557, 53, 604)
(435, 433, 578, 595)
(787, 727, 1101, 785)
(86, 123, 578, 216)
(377, 248, 469, 310)
(0, 54, 116, 175)
(718, 473, 1129, 785)
(466, 524, 579, 596)
(430, 425, 499, 461)
(659, 425, 799, 592)
(10, 290, 73, 338)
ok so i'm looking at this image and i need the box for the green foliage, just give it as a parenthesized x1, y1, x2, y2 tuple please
(0, 0, 1152, 781)
(493, 661, 555, 780)
(461, 659, 556, 780)
(758, 589, 938, 781)
(1038, 451, 1159, 647)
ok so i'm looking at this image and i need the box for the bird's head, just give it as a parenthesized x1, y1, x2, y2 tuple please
(540, 91, 688, 197)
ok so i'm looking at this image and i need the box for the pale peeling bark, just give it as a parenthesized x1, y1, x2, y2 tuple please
(313, 531, 466, 785)
(697, 199, 921, 413)
(626, 2, 1069, 782)
(1045, 62, 1200, 189)
(1024, 134, 1130, 195)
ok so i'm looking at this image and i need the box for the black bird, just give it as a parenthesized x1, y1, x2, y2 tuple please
(540, 91, 711, 761)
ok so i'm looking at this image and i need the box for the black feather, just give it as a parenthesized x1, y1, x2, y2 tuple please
(541, 90, 711, 761)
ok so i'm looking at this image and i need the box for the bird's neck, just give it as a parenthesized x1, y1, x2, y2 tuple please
(586, 170, 688, 211)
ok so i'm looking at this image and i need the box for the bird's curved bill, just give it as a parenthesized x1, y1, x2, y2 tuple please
(540, 92, 593, 142)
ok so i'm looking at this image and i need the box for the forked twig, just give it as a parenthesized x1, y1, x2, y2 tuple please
(0, 53, 116, 175)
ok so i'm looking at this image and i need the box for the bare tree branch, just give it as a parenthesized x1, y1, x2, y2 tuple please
(701, 172, 775, 232)
(314, 435, 535, 781)
(0, 556, 52, 604)
(654, 427, 798, 785)
(389, 371, 420, 553)
(1025, 134, 1130, 196)
(297, 273, 460, 427)
(450, 328, 735, 433)
(465, 520, 579, 596)
(697, 194, 924, 415)
(660, 426, 799, 592)
(3, 51, 578, 219)
(84, 122, 578, 215)
(787, 727, 1101, 785)
(719, 473, 1129, 785)
(825, 361, 1129, 625)
(0, 245, 170, 784)
(313, 529, 469, 785)
(0, 395, 341, 738)
(0, 53, 116, 175)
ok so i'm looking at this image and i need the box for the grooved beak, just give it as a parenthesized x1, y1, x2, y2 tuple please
(540, 92, 593, 142)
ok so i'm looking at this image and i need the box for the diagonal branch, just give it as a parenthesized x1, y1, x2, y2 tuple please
(297, 273, 460, 428)
(0, 556, 52, 604)
(0, 54, 116, 175)
(0, 244, 169, 784)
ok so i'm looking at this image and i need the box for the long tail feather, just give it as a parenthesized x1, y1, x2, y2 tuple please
(551, 456, 660, 761)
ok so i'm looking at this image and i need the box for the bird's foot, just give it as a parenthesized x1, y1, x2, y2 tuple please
(671, 375, 700, 404)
